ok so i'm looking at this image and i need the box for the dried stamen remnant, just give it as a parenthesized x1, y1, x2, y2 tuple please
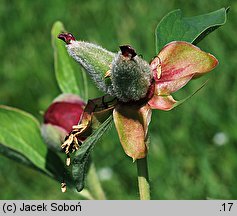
(104, 70, 111, 78)
(61, 95, 116, 169)
(61, 182, 67, 193)
(66, 155, 71, 166)
(61, 121, 89, 153)
(61, 126, 85, 166)
(150, 56, 162, 80)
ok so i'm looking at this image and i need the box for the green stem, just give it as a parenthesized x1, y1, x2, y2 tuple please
(136, 156, 150, 200)
(87, 162, 106, 200)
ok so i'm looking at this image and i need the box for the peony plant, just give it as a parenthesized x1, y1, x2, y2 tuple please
(0, 8, 228, 200)
(58, 33, 218, 199)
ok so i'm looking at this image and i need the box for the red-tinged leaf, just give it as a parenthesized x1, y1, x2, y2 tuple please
(148, 95, 177, 111)
(113, 104, 151, 160)
(152, 41, 218, 94)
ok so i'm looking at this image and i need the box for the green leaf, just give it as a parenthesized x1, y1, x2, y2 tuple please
(0, 106, 68, 182)
(0, 106, 68, 180)
(45, 148, 71, 183)
(72, 115, 113, 192)
(51, 21, 88, 100)
(0, 105, 50, 175)
(0, 143, 39, 169)
(156, 8, 228, 52)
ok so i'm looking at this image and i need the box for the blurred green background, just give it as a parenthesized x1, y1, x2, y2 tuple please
(0, 0, 236, 200)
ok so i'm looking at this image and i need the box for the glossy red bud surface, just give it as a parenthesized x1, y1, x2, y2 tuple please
(44, 100, 85, 133)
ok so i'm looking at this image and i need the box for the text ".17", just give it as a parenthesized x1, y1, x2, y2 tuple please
(220, 203, 233, 212)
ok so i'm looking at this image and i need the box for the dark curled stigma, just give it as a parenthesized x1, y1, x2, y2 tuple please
(120, 45, 137, 58)
(58, 32, 76, 44)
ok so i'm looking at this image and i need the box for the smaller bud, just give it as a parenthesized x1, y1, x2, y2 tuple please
(41, 94, 85, 151)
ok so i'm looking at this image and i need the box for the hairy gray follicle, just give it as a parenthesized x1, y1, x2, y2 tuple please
(66, 41, 115, 93)
(111, 52, 152, 102)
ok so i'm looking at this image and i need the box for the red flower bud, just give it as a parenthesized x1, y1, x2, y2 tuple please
(41, 94, 85, 150)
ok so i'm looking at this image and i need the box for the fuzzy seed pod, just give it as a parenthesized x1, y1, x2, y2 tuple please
(58, 34, 152, 102)
(110, 45, 152, 102)
(58, 33, 116, 94)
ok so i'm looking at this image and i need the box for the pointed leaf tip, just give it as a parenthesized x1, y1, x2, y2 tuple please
(156, 8, 228, 52)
